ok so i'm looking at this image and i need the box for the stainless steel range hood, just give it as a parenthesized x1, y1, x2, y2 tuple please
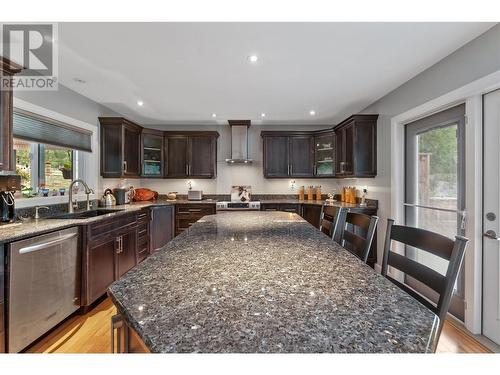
(225, 120, 253, 164)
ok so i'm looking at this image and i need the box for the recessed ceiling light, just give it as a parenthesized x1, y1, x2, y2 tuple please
(261, 113, 266, 117)
(248, 55, 258, 63)
(212, 113, 217, 118)
(73, 77, 86, 84)
(309, 110, 316, 116)
(137, 101, 144, 106)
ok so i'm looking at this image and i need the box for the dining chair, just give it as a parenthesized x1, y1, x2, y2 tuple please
(318, 205, 341, 239)
(337, 210, 379, 263)
(381, 218, 468, 349)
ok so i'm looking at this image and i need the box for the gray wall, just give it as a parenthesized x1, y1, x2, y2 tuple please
(360, 23, 500, 265)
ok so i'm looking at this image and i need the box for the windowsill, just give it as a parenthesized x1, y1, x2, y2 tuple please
(15, 194, 99, 208)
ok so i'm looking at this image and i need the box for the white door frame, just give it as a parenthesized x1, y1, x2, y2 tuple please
(390, 69, 500, 334)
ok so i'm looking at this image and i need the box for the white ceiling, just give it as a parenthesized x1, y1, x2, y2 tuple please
(58, 22, 495, 126)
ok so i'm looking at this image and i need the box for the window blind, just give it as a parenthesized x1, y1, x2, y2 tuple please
(13, 109, 93, 152)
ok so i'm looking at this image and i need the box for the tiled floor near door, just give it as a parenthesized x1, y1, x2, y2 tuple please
(26, 298, 491, 354)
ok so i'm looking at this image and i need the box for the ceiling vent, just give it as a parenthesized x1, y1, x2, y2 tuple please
(225, 120, 253, 164)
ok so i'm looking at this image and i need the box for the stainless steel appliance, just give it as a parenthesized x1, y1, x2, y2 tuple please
(0, 175, 21, 223)
(188, 190, 203, 201)
(8, 227, 80, 352)
(216, 201, 261, 211)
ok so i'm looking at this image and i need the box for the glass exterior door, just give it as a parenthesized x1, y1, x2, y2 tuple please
(404, 103, 466, 320)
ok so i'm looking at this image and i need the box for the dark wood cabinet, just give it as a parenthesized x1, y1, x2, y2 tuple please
(289, 136, 314, 177)
(261, 203, 302, 215)
(262, 133, 314, 178)
(141, 129, 164, 178)
(164, 132, 218, 178)
(175, 203, 216, 236)
(314, 132, 335, 177)
(116, 229, 137, 278)
(88, 236, 117, 303)
(150, 205, 174, 252)
(0, 244, 5, 353)
(335, 115, 377, 177)
(261, 114, 377, 179)
(0, 58, 22, 172)
(85, 212, 139, 306)
(301, 204, 322, 228)
(99, 117, 142, 178)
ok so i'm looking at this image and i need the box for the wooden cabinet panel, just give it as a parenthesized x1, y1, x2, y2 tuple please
(301, 204, 322, 229)
(175, 204, 216, 236)
(88, 236, 117, 303)
(189, 136, 215, 178)
(141, 130, 163, 178)
(289, 136, 313, 177)
(123, 124, 141, 177)
(150, 206, 174, 252)
(263, 136, 289, 177)
(0, 58, 21, 172)
(261, 203, 301, 215)
(117, 229, 137, 278)
(166, 136, 188, 177)
(99, 117, 142, 178)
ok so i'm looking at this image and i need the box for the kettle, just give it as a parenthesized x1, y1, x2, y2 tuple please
(101, 188, 116, 206)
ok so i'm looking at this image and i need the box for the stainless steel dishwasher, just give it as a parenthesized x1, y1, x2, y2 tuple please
(8, 226, 80, 353)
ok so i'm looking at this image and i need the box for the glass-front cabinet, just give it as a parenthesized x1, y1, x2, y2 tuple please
(314, 132, 335, 177)
(141, 130, 163, 177)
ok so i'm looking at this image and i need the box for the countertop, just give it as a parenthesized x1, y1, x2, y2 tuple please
(108, 211, 437, 353)
(0, 198, 374, 244)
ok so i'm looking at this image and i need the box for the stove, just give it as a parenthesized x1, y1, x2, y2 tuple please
(216, 201, 261, 211)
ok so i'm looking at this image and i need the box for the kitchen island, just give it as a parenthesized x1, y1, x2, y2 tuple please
(108, 211, 438, 353)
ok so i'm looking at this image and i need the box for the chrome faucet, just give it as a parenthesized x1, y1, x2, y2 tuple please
(68, 179, 94, 213)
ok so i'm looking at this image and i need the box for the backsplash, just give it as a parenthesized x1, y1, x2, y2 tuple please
(15, 200, 100, 219)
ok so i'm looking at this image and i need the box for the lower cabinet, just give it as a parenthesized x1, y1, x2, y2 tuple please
(150, 205, 174, 252)
(85, 213, 139, 306)
(175, 203, 216, 236)
(261, 203, 302, 215)
(301, 204, 322, 229)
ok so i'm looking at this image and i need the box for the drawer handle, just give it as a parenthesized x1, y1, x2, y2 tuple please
(138, 229, 147, 235)
(188, 209, 202, 212)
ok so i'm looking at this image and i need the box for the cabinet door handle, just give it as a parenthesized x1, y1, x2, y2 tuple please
(290, 164, 293, 175)
(186, 164, 189, 176)
(123, 161, 127, 173)
(115, 236, 121, 254)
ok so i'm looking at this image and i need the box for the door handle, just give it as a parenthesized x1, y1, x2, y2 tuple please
(18, 233, 78, 254)
(123, 161, 127, 173)
(484, 230, 500, 241)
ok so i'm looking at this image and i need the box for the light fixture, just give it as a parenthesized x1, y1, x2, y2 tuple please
(309, 110, 316, 116)
(73, 77, 86, 84)
(212, 113, 217, 118)
(137, 101, 144, 107)
(261, 113, 266, 118)
(248, 54, 258, 63)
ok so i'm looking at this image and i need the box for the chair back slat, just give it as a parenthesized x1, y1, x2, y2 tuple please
(381, 218, 469, 351)
(342, 230, 367, 259)
(338, 211, 379, 263)
(319, 205, 341, 239)
(387, 252, 446, 294)
(391, 224, 454, 260)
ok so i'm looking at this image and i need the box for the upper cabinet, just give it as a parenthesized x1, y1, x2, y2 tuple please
(261, 114, 378, 179)
(314, 131, 335, 177)
(164, 132, 218, 179)
(99, 117, 142, 178)
(141, 129, 164, 178)
(335, 115, 378, 178)
(261, 133, 314, 178)
(0, 58, 22, 172)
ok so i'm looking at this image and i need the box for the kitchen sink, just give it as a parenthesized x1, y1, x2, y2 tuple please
(48, 209, 125, 219)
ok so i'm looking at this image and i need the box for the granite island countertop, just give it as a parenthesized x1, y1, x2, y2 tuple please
(108, 211, 437, 353)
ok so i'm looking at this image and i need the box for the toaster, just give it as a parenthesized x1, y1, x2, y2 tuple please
(188, 190, 203, 201)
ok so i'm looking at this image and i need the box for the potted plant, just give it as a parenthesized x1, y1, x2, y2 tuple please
(59, 156, 73, 179)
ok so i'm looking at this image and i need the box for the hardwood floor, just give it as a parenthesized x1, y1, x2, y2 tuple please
(26, 297, 491, 353)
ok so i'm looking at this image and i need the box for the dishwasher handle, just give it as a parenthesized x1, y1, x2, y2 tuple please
(18, 233, 78, 254)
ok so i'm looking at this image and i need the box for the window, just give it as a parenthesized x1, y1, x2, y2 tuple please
(14, 138, 77, 197)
